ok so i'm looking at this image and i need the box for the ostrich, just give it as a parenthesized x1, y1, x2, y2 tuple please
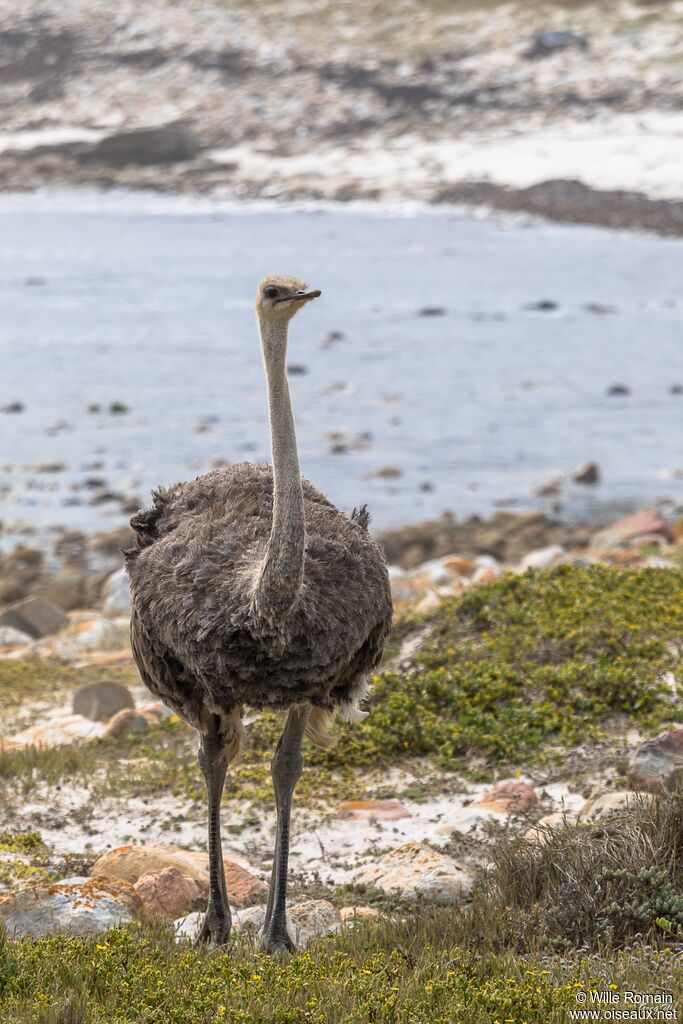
(125, 276, 393, 954)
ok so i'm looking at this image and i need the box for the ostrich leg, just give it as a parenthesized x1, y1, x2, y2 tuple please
(195, 713, 231, 947)
(260, 703, 310, 954)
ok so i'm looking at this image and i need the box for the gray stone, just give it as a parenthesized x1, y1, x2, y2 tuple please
(0, 879, 143, 938)
(81, 124, 199, 167)
(0, 596, 69, 639)
(72, 680, 135, 722)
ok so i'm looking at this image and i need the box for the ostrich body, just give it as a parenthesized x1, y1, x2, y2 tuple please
(125, 276, 393, 953)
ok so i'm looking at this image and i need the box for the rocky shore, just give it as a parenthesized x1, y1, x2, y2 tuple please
(1, 0, 682, 230)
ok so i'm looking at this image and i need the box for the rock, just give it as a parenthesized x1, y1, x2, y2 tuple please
(0, 596, 69, 639)
(415, 591, 441, 614)
(583, 303, 616, 315)
(1, 401, 24, 413)
(337, 799, 411, 822)
(519, 545, 566, 571)
(524, 299, 558, 312)
(673, 518, 683, 544)
(471, 564, 502, 585)
(591, 508, 672, 549)
(174, 910, 204, 941)
(671, 384, 683, 396)
(607, 383, 631, 396)
(101, 708, 150, 739)
(72, 681, 135, 722)
(339, 905, 380, 923)
(0, 625, 33, 648)
(41, 570, 89, 611)
(1, 715, 104, 750)
(523, 811, 577, 845)
(0, 879, 144, 938)
(474, 780, 539, 814)
(232, 899, 341, 945)
(109, 401, 129, 414)
(627, 728, 683, 794)
(418, 306, 446, 317)
(572, 461, 600, 485)
(442, 555, 476, 576)
(287, 899, 342, 945)
(286, 363, 307, 375)
(523, 30, 588, 60)
(579, 790, 656, 821)
(358, 843, 472, 903)
(91, 844, 266, 906)
(36, 615, 130, 657)
(373, 465, 402, 479)
(390, 575, 431, 604)
(0, 546, 43, 605)
(81, 124, 199, 167)
(101, 568, 132, 617)
(134, 867, 200, 920)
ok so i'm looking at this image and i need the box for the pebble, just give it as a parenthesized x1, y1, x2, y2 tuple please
(572, 461, 600, 485)
(358, 842, 472, 904)
(591, 508, 672, 549)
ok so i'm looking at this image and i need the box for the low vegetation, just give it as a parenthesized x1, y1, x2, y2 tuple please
(1, 567, 681, 811)
(1, 915, 682, 1024)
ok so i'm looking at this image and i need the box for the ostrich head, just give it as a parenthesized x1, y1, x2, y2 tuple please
(255, 275, 321, 323)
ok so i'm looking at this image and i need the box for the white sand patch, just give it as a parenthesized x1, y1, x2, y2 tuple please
(209, 110, 683, 202)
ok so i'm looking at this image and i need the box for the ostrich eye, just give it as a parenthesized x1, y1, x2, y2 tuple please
(264, 286, 279, 300)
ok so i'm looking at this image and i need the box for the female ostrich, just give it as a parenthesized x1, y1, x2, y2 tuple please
(125, 276, 393, 954)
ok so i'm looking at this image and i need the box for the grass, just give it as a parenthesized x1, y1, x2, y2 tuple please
(1, 915, 682, 1024)
(467, 792, 683, 952)
(1, 567, 681, 810)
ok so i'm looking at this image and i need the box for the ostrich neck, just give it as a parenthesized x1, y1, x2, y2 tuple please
(254, 316, 305, 620)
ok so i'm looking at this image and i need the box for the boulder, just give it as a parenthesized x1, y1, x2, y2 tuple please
(40, 570, 90, 611)
(72, 681, 135, 722)
(523, 811, 577, 845)
(101, 708, 150, 739)
(519, 545, 566, 571)
(627, 728, 683, 794)
(591, 508, 672, 550)
(36, 615, 130, 658)
(101, 568, 132, 617)
(473, 780, 538, 814)
(134, 867, 199, 920)
(337, 799, 411, 822)
(231, 899, 341, 945)
(572, 461, 600, 485)
(0, 596, 69, 639)
(0, 879, 144, 938)
(357, 843, 472, 903)
(0, 626, 33, 648)
(91, 844, 266, 906)
(579, 790, 656, 821)
(81, 124, 199, 167)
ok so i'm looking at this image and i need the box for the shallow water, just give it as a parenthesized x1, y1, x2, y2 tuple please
(1, 190, 682, 544)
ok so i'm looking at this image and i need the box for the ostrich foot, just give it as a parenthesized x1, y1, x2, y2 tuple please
(259, 927, 296, 956)
(194, 905, 231, 949)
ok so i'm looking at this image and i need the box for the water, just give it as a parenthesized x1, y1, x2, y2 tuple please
(1, 190, 682, 545)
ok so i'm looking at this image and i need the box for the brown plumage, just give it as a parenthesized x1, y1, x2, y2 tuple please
(126, 464, 391, 723)
(125, 275, 392, 954)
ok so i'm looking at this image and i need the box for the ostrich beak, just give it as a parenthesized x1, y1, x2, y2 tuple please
(277, 289, 321, 305)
